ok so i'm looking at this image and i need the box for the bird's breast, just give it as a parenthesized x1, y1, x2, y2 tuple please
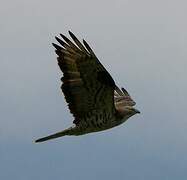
(73, 113, 124, 135)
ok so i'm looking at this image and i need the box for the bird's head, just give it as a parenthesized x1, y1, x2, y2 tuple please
(117, 106, 140, 119)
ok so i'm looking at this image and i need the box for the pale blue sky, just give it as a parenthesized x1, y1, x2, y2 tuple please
(1, 0, 187, 179)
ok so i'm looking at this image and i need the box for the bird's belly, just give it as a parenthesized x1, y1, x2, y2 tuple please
(74, 115, 122, 135)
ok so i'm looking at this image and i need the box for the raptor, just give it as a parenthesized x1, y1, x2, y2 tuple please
(35, 31, 140, 143)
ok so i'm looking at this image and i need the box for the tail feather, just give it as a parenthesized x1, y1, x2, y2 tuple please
(35, 128, 71, 143)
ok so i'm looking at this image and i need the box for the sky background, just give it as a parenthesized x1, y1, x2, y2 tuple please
(1, 0, 187, 179)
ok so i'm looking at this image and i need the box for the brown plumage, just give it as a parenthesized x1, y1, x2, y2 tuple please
(35, 31, 140, 143)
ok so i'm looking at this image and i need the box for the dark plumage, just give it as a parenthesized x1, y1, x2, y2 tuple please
(35, 31, 140, 143)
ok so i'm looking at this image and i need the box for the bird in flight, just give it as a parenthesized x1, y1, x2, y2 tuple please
(35, 31, 140, 143)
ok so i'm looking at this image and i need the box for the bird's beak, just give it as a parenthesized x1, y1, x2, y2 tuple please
(134, 108, 140, 114)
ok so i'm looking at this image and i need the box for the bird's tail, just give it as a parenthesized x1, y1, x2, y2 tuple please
(35, 128, 72, 143)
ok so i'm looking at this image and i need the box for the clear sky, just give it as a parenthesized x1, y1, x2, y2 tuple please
(1, 0, 187, 179)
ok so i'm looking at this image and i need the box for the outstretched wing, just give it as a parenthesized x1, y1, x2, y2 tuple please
(53, 31, 116, 125)
(114, 86, 136, 109)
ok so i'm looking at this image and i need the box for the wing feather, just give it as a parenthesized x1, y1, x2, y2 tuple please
(53, 31, 116, 125)
(68, 31, 89, 54)
(114, 86, 136, 108)
(83, 39, 96, 56)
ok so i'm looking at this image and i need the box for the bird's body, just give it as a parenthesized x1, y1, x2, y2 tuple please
(35, 110, 133, 142)
(35, 31, 140, 143)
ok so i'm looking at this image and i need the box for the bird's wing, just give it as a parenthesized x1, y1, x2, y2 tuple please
(114, 86, 136, 108)
(53, 31, 116, 125)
